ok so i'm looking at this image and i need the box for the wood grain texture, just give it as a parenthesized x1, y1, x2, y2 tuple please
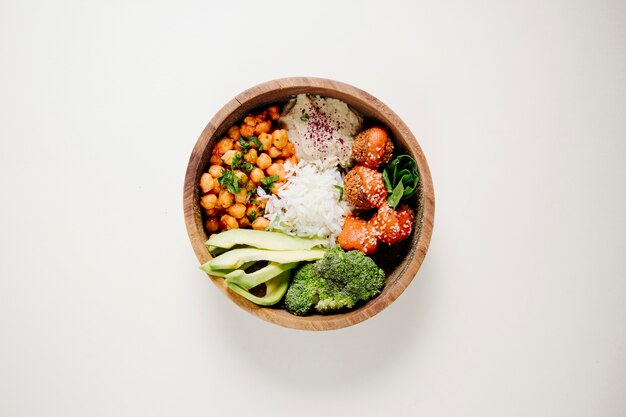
(183, 77, 435, 330)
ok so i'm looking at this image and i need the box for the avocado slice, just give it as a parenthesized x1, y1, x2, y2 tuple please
(225, 261, 299, 290)
(209, 248, 326, 270)
(226, 270, 291, 306)
(199, 261, 256, 277)
(206, 229, 326, 251)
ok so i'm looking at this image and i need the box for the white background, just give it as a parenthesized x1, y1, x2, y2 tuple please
(1, 1, 625, 416)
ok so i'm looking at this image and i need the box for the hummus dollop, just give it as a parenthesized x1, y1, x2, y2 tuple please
(279, 94, 363, 169)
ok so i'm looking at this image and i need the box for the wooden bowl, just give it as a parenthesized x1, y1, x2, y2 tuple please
(183, 77, 434, 330)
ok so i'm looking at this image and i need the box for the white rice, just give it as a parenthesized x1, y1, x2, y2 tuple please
(257, 160, 351, 247)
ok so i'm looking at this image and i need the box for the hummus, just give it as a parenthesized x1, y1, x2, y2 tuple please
(279, 94, 363, 169)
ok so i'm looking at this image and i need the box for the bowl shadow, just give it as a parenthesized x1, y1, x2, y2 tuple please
(210, 252, 438, 391)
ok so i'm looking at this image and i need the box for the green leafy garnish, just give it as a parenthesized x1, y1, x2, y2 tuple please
(248, 136, 263, 151)
(231, 153, 254, 173)
(259, 175, 279, 193)
(246, 210, 258, 223)
(239, 136, 264, 152)
(333, 185, 344, 201)
(238, 137, 251, 152)
(300, 113, 310, 122)
(386, 181, 404, 209)
(382, 155, 419, 209)
(218, 169, 240, 194)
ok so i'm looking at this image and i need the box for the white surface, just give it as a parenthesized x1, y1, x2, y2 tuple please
(1, 1, 625, 416)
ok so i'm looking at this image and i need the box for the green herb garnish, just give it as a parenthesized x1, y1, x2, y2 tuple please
(246, 210, 258, 223)
(238, 137, 251, 152)
(333, 185, 344, 201)
(259, 175, 279, 193)
(218, 169, 240, 194)
(248, 136, 263, 150)
(231, 153, 254, 173)
(240, 136, 263, 151)
(300, 113, 310, 122)
(382, 155, 419, 209)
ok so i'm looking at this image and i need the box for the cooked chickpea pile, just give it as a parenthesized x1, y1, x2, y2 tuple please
(199, 105, 299, 234)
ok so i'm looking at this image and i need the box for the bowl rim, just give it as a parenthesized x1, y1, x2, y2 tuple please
(183, 77, 435, 331)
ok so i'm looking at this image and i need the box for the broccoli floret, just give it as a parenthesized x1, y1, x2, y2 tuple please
(284, 264, 321, 315)
(342, 250, 385, 301)
(284, 246, 385, 316)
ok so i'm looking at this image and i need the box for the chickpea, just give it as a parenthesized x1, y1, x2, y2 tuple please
(221, 150, 240, 166)
(243, 115, 257, 127)
(256, 153, 272, 170)
(209, 165, 224, 178)
(233, 170, 248, 185)
(249, 167, 265, 184)
(281, 141, 296, 158)
(218, 190, 234, 208)
(244, 148, 257, 164)
(215, 138, 234, 155)
(272, 129, 289, 149)
(205, 217, 219, 233)
(227, 203, 246, 219)
(220, 214, 239, 230)
(271, 181, 285, 195)
(240, 124, 254, 137)
(255, 198, 267, 209)
(266, 163, 286, 180)
(258, 133, 272, 151)
(234, 187, 247, 204)
(227, 125, 240, 141)
(267, 106, 280, 121)
(204, 208, 217, 217)
(267, 146, 281, 159)
(211, 178, 221, 194)
(238, 216, 251, 227)
(254, 120, 271, 135)
(286, 155, 299, 166)
(200, 194, 217, 210)
(246, 205, 260, 221)
(210, 154, 223, 166)
(273, 159, 285, 165)
(256, 111, 267, 121)
(234, 141, 243, 151)
(252, 217, 270, 230)
(199, 173, 214, 193)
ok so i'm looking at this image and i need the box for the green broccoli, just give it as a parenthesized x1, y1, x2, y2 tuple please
(284, 246, 385, 316)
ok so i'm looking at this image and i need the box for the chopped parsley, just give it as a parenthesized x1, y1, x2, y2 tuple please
(248, 136, 263, 150)
(259, 175, 279, 193)
(333, 185, 344, 201)
(238, 137, 251, 152)
(300, 113, 310, 122)
(231, 152, 254, 173)
(218, 169, 240, 194)
(240, 136, 264, 151)
(246, 209, 258, 223)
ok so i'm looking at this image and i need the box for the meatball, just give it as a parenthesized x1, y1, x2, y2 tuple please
(344, 170, 369, 209)
(343, 165, 387, 210)
(351, 126, 394, 169)
(372, 204, 414, 244)
(344, 166, 388, 210)
(338, 216, 379, 255)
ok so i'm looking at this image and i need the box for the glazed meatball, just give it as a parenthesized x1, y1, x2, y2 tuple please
(337, 216, 379, 255)
(372, 204, 414, 244)
(344, 166, 387, 210)
(351, 126, 394, 169)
